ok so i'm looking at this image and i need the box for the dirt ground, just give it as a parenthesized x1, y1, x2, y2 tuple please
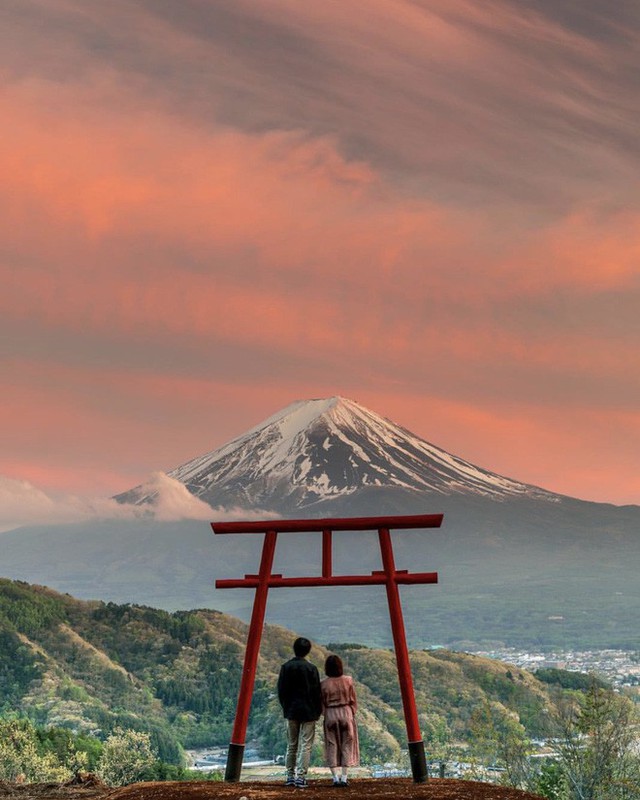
(0, 777, 545, 800)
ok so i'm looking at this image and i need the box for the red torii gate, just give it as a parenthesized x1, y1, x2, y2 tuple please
(211, 513, 443, 783)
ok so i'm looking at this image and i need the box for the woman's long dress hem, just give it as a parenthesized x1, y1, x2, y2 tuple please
(321, 676, 359, 768)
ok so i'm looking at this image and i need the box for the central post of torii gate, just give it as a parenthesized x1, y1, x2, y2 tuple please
(211, 513, 442, 783)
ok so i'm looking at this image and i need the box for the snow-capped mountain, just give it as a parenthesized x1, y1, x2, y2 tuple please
(6, 396, 640, 650)
(119, 396, 557, 512)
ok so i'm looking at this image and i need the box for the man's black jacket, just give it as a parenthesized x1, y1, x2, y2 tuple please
(277, 656, 322, 721)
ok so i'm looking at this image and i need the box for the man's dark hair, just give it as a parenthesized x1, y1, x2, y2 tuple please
(324, 654, 344, 677)
(293, 637, 311, 657)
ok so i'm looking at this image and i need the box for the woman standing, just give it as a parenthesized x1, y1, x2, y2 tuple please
(321, 654, 359, 786)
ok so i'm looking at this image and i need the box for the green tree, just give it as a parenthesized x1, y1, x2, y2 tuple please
(0, 718, 82, 782)
(421, 712, 452, 764)
(467, 700, 533, 788)
(547, 683, 640, 800)
(532, 761, 567, 800)
(97, 728, 157, 787)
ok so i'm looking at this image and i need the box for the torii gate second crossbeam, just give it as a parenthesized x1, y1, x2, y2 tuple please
(211, 513, 443, 783)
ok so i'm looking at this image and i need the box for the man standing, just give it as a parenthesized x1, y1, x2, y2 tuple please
(277, 636, 322, 788)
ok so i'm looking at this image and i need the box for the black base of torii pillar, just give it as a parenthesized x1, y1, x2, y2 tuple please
(211, 513, 443, 783)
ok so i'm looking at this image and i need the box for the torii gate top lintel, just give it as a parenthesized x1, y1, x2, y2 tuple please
(211, 512, 443, 535)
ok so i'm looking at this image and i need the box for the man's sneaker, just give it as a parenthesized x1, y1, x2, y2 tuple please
(284, 777, 296, 787)
(295, 778, 309, 788)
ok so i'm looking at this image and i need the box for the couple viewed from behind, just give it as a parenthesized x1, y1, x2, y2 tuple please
(277, 637, 359, 788)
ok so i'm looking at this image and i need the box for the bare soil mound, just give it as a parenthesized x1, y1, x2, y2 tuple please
(0, 774, 108, 799)
(0, 778, 544, 800)
(109, 780, 544, 800)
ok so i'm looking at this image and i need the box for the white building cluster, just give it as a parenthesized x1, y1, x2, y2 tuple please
(470, 647, 640, 687)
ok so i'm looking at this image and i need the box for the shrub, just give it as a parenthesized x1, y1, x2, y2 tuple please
(97, 728, 157, 787)
(0, 718, 80, 782)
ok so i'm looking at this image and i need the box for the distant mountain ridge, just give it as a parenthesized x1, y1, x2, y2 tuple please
(118, 396, 558, 512)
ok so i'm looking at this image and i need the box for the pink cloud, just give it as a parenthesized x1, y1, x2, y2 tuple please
(3, 76, 636, 358)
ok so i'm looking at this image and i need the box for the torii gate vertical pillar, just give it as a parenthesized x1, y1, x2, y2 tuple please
(212, 514, 442, 783)
(224, 530, 277, 781)
(379, 526, 428, 782)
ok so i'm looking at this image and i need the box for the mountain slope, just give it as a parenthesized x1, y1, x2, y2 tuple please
(0, 579, 574, 761)
(117, 397, 557, 512)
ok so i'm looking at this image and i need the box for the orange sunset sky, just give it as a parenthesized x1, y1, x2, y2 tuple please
(2, 0, 639, 524)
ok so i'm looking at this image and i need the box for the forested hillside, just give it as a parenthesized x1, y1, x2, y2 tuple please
(0, 579, 596, 766)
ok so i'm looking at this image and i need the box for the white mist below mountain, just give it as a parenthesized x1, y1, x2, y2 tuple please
(120, 396, 559, 512)
(0, 472, 268, 533)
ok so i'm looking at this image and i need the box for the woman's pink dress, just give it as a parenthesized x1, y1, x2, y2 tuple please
(321, 675, 360, 768)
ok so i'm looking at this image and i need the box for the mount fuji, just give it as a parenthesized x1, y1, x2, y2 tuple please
(2, 397, 639, 649)
(117, 396, 557, 514)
